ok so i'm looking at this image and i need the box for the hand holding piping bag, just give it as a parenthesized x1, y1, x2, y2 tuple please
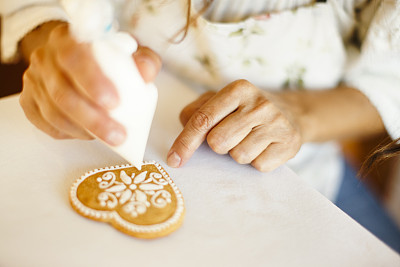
(61, 0, 158, 170)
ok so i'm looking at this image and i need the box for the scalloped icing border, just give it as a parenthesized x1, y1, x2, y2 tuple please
(69, 161, 185, 238)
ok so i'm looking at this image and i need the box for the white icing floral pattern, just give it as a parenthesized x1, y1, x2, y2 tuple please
(96, 170, 172, 217)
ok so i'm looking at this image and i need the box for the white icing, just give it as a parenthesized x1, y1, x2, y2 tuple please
(94, 168, 171, 217)
(98, 172, 117, 189)
(133, 171, 147, 184)
(129, 184, 137, 190)
(143, 173, 168, 186)
(70, 161, 184, 236)
(105, 184, 127, 193)
(120, 170, 132, 184)
(119, 189, 132, 205)
(139, 184, 163, 191)
(151, 190, 172, 208)
(98, 192, 118, 209)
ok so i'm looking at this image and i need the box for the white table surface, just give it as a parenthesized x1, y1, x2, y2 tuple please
(0, 71, 399, 267)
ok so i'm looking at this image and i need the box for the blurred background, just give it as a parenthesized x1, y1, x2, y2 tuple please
(1, 17, 25, 97)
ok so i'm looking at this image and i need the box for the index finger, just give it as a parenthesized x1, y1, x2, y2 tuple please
(49, 24, 119, 109)
(167, 85, 241, 168)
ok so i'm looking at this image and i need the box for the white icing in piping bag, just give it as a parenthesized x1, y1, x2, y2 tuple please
(61, 0, 158, 170)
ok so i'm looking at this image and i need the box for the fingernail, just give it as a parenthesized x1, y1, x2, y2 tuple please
(167, 151, 181, 168)
(100, 92, 119, 110)
(136, 57, 157, 82)
(107, 129, 126, 146)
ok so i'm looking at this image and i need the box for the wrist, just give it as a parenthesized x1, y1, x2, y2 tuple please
(272, 86, 385, 144)
(269, 90, 313, 144)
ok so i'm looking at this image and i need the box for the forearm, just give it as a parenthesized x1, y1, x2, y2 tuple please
(19, 21, 66, 63)
(275, 85, 386, 143)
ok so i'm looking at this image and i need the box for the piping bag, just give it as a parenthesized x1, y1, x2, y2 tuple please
(61, 0, 158, 170)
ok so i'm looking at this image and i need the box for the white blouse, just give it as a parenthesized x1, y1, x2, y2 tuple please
(1, 0, 400, 200)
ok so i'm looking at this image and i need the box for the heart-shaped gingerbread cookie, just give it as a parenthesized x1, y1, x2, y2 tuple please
(70, 161, 185, 238)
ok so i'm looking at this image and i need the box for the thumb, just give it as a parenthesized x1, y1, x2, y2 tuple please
(133, 46, 162, 83)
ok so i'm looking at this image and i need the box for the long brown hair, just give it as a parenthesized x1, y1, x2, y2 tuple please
(361, 138, 400, 175)
(170, 0, 213, 43)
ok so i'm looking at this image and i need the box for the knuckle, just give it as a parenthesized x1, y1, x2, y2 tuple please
(286, 151, 297, 161)
(230, 79, 256, 95)
(48, 128, 69, 140)
(229, 149, 251, 164)
(286, 137, 302, 159)
(179, 105, 193, 124)
(294, 133, 303, 148)
(275, 119, 300, 144)
(39, 104, 56, 122)
(269, 112, 286, 127)
(19, 92, 28, 110)
(46, 73, 59, 94)
(87, 118, 109, 138)
(30, 48, 45, 67)
(248, 99, 273, 119)
(207, 132, 228, 154)
(22, 70, 33, 85)
(57, 44, 78, 67)
(19, 92, 33, 115)
(52, 116, 69, 131)
(20, 77, 37, 112)
(49, 24, 67, 43)
(232, 79, 251, 89)
(251, 160, 272, 173)
(257, 99, 273, 111)
(51, 87, 73, 110)
(289, 130, 301, 144)
(228, 79, 248, 95)
(56, 42, 86, 70)
(43, 111, 71, 133)
(276, 115, 289, 126)
(190, 110, 214, 133)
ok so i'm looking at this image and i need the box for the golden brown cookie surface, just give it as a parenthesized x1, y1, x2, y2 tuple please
(70, 161, 185, 239)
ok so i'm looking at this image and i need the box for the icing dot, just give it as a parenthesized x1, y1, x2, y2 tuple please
(97, 178, 102, 182)
(129, 184, 137, 190)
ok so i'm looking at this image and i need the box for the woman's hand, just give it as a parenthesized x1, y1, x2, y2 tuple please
(20, 22, 161, 145)
(167, 79, 303, 172)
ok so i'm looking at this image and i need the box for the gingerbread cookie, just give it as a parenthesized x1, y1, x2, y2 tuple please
(69, 161, 185, 239)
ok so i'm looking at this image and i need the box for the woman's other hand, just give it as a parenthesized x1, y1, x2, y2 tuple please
(167, 80, 303, 172)
(19, 22, 161, 145)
